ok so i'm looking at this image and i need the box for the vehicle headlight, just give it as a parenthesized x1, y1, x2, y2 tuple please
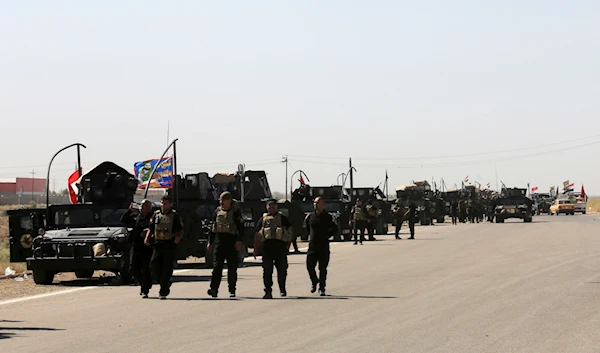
(517, 204, 527, 209)
(242, 213, 253, 221)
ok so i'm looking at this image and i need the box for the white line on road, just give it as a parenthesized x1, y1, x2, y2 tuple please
(0, 243, 343, 306)
(0, 287, 96, 306)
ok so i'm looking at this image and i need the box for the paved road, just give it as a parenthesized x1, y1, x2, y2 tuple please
(2, 215, 600, 353)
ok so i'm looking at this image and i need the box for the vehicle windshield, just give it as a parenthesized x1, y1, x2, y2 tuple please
(559, 200, 572, 204)
(52, 208, 128, 228)
(325, 203, 341, 213)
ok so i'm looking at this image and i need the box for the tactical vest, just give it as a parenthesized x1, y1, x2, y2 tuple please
(366, 205, 378, 217)
(212, 207, 238, 235)
(353, 206, 366, 221)
(154, 210, 176, 241)
(260, 213, 290, 242)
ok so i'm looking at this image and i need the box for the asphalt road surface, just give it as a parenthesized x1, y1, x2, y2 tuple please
(2, 215, 600, 353)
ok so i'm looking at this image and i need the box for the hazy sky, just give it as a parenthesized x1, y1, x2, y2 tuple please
(2, 1, 599, 195)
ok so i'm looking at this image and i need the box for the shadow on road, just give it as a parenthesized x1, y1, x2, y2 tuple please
(161, 294, 397, 301)
(171, 275, 212, 283)
(0, 325, 64, 340)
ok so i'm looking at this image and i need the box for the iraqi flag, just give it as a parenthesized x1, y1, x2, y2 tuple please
(531, 186, 538, 192)
(68, 170, 79, 204)
(581, 185, 586, 200)
(464, 175, 469, 182)
(299, 175, 306, 185)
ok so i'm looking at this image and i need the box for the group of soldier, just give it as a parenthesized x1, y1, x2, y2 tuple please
(121, 192, 338, 300)
(450, 198, 497, 224)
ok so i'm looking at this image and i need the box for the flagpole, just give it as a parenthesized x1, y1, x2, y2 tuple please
(495, 165, 499, 192)
(144, 138, 178, 200)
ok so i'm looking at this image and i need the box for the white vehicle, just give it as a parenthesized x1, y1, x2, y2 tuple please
(566, 192, 587, 214)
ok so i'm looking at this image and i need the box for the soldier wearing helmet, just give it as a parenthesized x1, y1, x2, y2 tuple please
(207, 191, 244, 298)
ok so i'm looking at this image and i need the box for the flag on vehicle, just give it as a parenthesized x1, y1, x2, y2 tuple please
(299, 175, 305, 185)
(581, 185, 586, 200)
(486, 182, 491, 188)
(464, 175, 469, 182)
(133, 157, 174, 189)
(68, 170, 79, 204)
(531, 186, 538, 192)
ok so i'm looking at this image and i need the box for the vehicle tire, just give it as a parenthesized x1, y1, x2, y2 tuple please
(583, 211, 587, 215)
(495, 217, 502, 223)
(437, 216, 445, 224)
(33, 269, 54, 285)
(75, 270, 95, 279)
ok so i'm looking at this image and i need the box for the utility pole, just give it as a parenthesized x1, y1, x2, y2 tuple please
(349, 158, 354, 199)
(282, 155, 289, 200)
(30, 169, 36, 202)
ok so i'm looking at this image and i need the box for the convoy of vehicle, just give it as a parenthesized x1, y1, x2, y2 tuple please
(5, 146, 592, 285)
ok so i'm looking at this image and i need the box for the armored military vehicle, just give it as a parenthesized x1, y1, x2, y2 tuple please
(532, 192, 552, 215)
(494, 187, 533, 223)
(291, 185, 351, 241)
(9, 162, 138, 284)
(396, 183, 432, 226)
(348, 186, 390, 235)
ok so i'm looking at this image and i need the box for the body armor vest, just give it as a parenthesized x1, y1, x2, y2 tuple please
(366, 205, 378, 217)
(213, 207, 238, 235)
(154, 210, 175, 241)
(260, 213, 290, 242)
(353, 206, 366, 221)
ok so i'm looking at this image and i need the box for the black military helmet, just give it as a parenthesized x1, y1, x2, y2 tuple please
(219, 191, 232, 200)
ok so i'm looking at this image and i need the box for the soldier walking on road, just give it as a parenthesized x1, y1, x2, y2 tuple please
(393, 200, 405, 239)
(207, 192, 245, 298)
(350, 199, 367, 245)
(405, 199, 417, 240)
(144, 196, 183, 300)
(121, 199, 153, 298)
(305, 196, 338, 296)
(253, 200, 293, 299)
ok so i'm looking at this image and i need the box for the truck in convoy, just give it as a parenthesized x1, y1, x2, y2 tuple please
(494, 187, 533, 223)
(348, 186, 390, 235)
(291, 184, 351, 241)
(8, 162, 139, 284)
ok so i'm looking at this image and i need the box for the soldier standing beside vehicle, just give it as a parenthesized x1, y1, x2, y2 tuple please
(305, 196, 338, 296)
(253, 200, 292, 299)
(404, 199, 417, 240)
(451, 200, 459, 225)
(350, 199, 367, 245)
(207, 192, 244, 298)
(121, 199, 153, 298)
(365, 200, 378, 241)
(393, 200, 405, 239)
(143, 196, 183, 300)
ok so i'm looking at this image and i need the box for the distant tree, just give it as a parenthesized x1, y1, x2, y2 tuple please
(59, 188, 69, 196)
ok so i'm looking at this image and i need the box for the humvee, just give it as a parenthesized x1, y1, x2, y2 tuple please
(348, 187, 390, 235)
(494, 187, 533, 223)
(9, 162, 138, 284)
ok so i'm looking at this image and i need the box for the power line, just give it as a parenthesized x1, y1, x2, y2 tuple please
(289, 139, 600, 169)
(288, 134, 600, 161)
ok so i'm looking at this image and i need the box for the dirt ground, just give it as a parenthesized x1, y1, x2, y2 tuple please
(0, 257, 209, 302)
